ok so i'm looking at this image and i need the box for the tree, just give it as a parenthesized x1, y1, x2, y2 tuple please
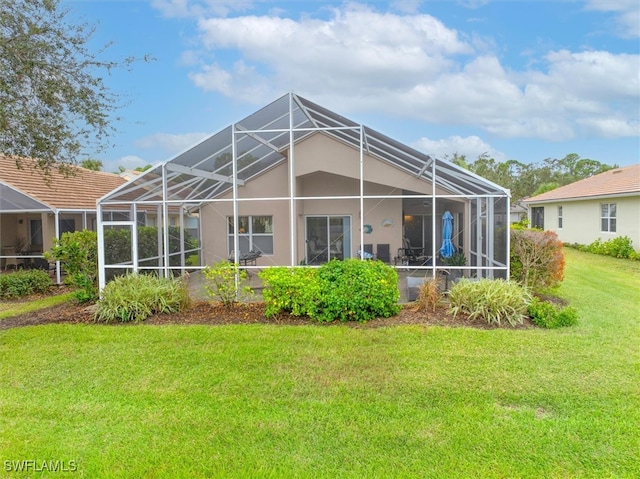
(0, 0, 147, 174)
(80, 159, 103, 171)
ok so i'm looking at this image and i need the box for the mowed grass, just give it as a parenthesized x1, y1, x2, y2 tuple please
(0, 291, 75, 320)
(0, 249, 638, 478)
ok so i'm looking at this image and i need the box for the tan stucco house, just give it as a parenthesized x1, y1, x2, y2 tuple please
(97, 94, 511, 290)
(524, 164, 640, 249)
(0, 155, 128, 281)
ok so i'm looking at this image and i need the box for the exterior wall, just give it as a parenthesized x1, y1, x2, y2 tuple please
(200, 132, 470, 266)
(530, 195, 640, 248)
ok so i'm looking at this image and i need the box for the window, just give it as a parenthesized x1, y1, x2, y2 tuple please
(557, 206, 563, 229)
(59, 218, 76, 236)
(228, 216, 273, 255)
(29, 219, 43, 248)
(601, 203, 616, 232)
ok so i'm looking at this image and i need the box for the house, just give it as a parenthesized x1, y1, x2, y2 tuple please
(0, 155, 128, 282)
(524, 164, 640, 248)
(97, 93, 511, 290)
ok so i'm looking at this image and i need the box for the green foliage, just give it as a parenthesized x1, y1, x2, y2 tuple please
(104, 226, 196, 268)
(202, 261, 253, 309)
(47, 230, 98, 302)
(0, 270, 53, 298)
(94, 274, 190, 323)
(315, 259, 400, 322)
(442, 251, 467, 266)
(510, 228, 565, 291)
(259, 267, 320, 318)
(528, 297, 578, 328)
(570, 236, 638, 260)
(448, 279, 532, 327)
(0, 0, 147, 172)
(260, 260, 400, 322)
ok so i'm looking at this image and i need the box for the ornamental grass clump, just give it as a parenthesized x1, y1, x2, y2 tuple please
(448, 279, 532, 327)
(94, 273, 191, 323)
(412, 276, 444, 314)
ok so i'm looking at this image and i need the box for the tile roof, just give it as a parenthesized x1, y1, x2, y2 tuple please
(525, 164, 640, 203)
(0, 155, 127, 210)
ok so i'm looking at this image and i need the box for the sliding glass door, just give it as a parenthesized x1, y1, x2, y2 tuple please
(305, 216, 351, 264)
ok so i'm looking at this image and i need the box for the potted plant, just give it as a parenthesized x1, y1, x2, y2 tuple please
(442, 251, 467, 282)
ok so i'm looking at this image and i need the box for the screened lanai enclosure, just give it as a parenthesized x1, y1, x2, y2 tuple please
(97, 93, 510, 291)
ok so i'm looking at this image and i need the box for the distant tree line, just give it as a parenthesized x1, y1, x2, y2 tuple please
(448, 153, 617, 202)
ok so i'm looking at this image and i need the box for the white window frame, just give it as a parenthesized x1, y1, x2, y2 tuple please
(228, 215, 274, 255)
(600, 203, 616, 233)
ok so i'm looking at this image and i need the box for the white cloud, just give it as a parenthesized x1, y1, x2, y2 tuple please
(134, 132, 210, 154)
(413, 135, 506, 162)
(160, 2, 639, 142)
(585, 0, 640, 38)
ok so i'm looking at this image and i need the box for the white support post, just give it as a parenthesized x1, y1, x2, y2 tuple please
(359, 125, 364, 258)
(179, 206, 185, 275)
(162, 165, 170, 278)
(156, 204, 162, 275)
(431, 159, 437, 278)
(97, 202, 105, 291)
(288, 93, 297, 266)
(54, 210, 61, 284)
(487, 198, 494, 279)
(506, 193, 511, 281)
(132, 203, 139, 274)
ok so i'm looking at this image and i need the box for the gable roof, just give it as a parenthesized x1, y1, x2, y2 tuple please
(525, 164, 640, 204)
(101, 93, 509, 206)
(0, 155, 127, 211)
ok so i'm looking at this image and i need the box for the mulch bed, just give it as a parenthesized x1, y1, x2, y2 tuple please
(1, 296, 536, 330)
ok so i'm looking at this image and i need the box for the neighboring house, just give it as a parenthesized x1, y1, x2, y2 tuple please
(0, 155, 128, 281)
(524, 164, 640, 248)
(510, 201, 528, 224)
(97, 93, 511, 289)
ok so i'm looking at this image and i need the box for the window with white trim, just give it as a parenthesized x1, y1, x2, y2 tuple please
(601, 203, 616, 232)
(228, 216, 273, 255)
(557, 206, 563, 229)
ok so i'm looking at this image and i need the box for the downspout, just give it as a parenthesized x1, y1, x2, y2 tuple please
(54, 209, 61, 284)
(289, 92, 297, 266)
(359, 125, 364, 258)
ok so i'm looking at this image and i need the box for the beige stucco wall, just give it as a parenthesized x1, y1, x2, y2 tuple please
(532, 195, 640, 248)
(200, 132, 470, 266)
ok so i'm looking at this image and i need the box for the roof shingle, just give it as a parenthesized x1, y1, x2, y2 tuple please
(525, 164, 640, 203)
(0, 155, 127, 210)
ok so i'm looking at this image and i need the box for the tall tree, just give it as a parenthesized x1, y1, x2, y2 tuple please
(0, 0, 147, 174)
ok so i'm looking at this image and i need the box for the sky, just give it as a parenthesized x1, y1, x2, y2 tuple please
(65, 0, 640, 173)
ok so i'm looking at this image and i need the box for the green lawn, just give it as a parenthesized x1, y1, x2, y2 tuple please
(0, 291, 75, 319)
(1, 248, 638, 478)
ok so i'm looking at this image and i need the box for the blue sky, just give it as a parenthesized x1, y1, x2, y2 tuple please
(66, 0, 639, 172)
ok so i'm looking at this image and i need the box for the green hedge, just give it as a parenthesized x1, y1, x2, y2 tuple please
(260, 259, 400, 322)
(0, 270, 53, 299)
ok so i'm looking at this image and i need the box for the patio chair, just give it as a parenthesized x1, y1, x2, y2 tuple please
(396, 237, 431, 266)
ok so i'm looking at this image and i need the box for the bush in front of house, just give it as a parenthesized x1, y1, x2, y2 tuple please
(510, 228, 565, 292)
(259, 267, 320, 318)
(260, 259, 400, 322)
(527, 297, 578, 328)
(568, 236, 638, 260)
(316, 259, 400, 322)
(94, 273, 191, 323)
(0, 269, 53, 299)
(46, 230, 98, 303)
(202, 261, 254, 309)
(448, 278, 532, 327)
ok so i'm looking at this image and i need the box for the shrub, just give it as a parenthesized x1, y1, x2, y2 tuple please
(412, 277, 443, 314)
(448, 279, 532, 327)
(528, 297, 578, 328)
(259, 267, 320, 318)
(0, 270, 53, 298)
(510, 229, 564, 291)
(260, 260, 400, 322)
(202, 261, 253, 309)
(94, 273, 190, 323)
(315, 259, 400, 322)
(46, 230, 98, 302)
